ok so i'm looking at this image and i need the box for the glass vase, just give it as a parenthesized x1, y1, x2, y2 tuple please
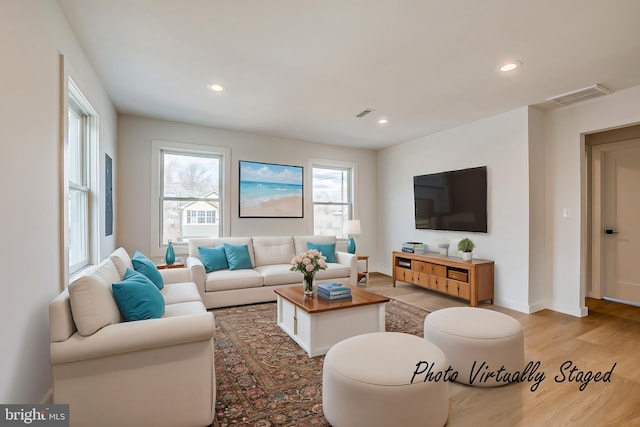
(165, 240, 175, 265)
(303, 275, 315, 296)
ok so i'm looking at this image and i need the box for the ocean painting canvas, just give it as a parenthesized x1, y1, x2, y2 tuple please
(239, 161, 303, 217)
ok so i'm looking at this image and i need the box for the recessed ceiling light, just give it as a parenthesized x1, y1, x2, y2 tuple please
(378, 118, 389, 125)
(207, 83, 225, 92)
(499, 61, 522, 72)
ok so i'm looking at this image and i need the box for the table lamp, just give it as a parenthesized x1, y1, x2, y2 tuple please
(345, 220, 361, 254)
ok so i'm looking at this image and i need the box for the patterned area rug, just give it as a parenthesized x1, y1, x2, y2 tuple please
(211, 298, 429, 426)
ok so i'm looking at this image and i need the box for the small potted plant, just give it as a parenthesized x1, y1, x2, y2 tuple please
(457, 238, 475, 261)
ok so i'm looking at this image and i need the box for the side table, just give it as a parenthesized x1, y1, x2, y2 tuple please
(156, 262, 185, 270)
(357, 255, 369, 285)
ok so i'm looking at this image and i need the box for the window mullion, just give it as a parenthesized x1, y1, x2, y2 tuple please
(69, 182, 89, 192)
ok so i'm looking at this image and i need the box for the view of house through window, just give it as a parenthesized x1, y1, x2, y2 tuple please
(312, 165, 353, 237)
(161, 151, 221, 245)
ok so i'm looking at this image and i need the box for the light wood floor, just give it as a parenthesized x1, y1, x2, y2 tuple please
(361, 273, 640, 427)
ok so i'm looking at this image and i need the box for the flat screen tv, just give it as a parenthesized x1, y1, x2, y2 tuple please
(413, 166, 487, 233)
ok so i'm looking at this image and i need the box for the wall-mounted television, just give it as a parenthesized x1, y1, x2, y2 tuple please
(413, 166, 487, 233)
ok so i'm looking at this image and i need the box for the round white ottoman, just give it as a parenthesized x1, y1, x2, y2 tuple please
(322, 332, 449, 427)
(423, 307, 524, 387)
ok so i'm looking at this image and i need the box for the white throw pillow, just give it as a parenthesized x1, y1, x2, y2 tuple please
(68, 259, 123, 336)
(109, 247, 134, 280)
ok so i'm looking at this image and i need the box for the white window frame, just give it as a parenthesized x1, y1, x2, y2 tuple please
(150, 140, 230, 257)
(310, 159, 357, 238)
(65, 78, 99, 277)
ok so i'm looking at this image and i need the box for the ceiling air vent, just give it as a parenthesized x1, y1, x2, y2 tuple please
(355, 108, 375, 118)
(546, 84, 612, 106)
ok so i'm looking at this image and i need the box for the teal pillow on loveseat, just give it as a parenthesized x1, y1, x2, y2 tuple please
(198, 246, 229, 273)
(223, 243, 254, 270)
(112, 269, 165, 321)
(131, 251, 164, 290)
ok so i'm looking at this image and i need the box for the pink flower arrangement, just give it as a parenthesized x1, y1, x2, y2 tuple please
(290, 249, 327, 279)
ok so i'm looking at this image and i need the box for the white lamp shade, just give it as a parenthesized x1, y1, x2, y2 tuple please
(345, 220, 361, 235)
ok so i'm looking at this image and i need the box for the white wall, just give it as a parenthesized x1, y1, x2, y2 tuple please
(543, 84, 640, 316)
(116, 115, 378, 263)
(377, 108, 532, 312)
(0, 1, 117, 403)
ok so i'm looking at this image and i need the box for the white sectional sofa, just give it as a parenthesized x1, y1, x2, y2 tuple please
(187, 235, 357, 308)
(49, 247, 215, 427)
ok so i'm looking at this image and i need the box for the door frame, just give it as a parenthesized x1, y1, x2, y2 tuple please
(589, 139, 640, 299)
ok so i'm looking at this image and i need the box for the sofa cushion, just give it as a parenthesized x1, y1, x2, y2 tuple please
(132, 251, 164, 290)
(294, 235, 337, 255)
(205, 269, 263, 292)
(306, 242, 337, 263)
(161, 282, 202, 305)
(162, 301, 208, 318)
(316, 263, 352, 280)
(253, 236, 295, 267)
(112, 269, 165, 321)
(188, 237, 221, 257)
(109, 247, 134, 279)
(223, 244, 254, 270)
(198, 246, 229, 273)
(68, 259, 123, 336)
(255, 264, 302, 286)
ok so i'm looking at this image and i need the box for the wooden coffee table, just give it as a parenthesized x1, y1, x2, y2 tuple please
(274, 285, 390, 357)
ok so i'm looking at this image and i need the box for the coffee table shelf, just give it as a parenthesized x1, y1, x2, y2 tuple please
(274, 285, 389, 357)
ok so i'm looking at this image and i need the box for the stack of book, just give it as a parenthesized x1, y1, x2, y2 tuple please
(317, 283, 352, 301)
(402, 242, 426, 253)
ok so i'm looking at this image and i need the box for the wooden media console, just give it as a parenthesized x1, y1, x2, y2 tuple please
(392, 251, 494, 306)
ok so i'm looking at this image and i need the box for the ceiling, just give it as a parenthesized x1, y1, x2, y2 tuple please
(57, 0, 640, 150)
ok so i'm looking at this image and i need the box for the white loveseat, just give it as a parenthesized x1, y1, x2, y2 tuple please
(49, 247, 215, 427)
(187, 235, 357, 309)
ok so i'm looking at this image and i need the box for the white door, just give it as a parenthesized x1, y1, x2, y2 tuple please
(603, 140, 640, 305)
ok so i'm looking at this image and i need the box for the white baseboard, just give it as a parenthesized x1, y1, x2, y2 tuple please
(492, 297, 530, 314)
(547, 301, 588, 317)
(527, 300, 548, 314)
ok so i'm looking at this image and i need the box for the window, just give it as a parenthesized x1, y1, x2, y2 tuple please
(185, 209, 217, 224)
(67, 80, 97, 275)
(159, 149, 222, 246)
(312, 164, 354, 237)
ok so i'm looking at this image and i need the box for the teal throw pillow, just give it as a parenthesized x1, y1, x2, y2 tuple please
(198, 246, 229, 273)
(131, 250, 164, 290)
(223, 243, 254, 270)
(307, 242, 337, 263)
(112, 269, 165, 321)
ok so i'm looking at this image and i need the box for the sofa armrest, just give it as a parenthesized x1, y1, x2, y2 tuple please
(335, 251, 357, 285)
(159, 267, 190, 284)
(187, 256, 206, 299)
(50, 289, 76, 342)
(50, 311, 214, 365)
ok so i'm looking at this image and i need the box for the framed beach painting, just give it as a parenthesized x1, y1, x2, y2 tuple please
(239, 160, 304, 218)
